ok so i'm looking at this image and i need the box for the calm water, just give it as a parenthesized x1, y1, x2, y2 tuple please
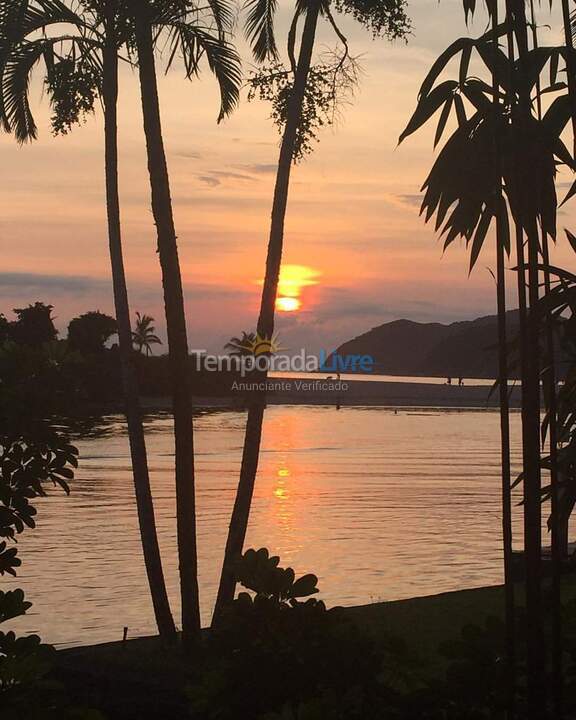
(269, 372, 496, 386)
(6, 405, 530, 647)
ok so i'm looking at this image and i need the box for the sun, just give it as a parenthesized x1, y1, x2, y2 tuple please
(276, 297, 302, 313)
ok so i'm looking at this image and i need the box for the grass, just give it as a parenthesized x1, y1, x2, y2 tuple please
(55, 578, 576, 717)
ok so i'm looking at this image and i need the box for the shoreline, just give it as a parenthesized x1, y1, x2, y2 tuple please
(141, 377, 522, 410)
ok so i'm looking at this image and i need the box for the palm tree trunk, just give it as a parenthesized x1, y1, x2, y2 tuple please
(211, 3, 321, 625)
(543, 235, 563, 716)
(132, 1, 201, 646)
(496, 226, 516, 715)
(102, 6, 176, 641)
(529, 4, 563, 706)
(491, 10, 516, 712)
(508, 1, 546, 713)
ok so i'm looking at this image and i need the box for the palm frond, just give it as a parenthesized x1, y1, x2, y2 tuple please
(206, 0, 237, 34)
(165, 21, 241, 121)
(1, 38, 46, 141)
(244, 0, 278, 63)
(1, 33, 101, 142)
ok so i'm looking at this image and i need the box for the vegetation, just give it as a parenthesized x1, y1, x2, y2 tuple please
(0, 327, 103, 717)
(132, 313, 162, 356)
(398, 0, 576, 713)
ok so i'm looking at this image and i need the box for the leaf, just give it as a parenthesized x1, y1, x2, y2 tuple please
(399, 80, 458, 144)
(418, 37, 472, 100)
(434, 95, 453, 148)
(290, 573, 319, 598)
(561, 177, 576, 207)
(459, 43, 472, 86)
(244, 0, 278, 63)
(565, 229, 576, 255)
(454, 93, 467, 126)
(497, 196, 511, 256)
(550, 47, 559, 85)
(469, 205, 494, 272)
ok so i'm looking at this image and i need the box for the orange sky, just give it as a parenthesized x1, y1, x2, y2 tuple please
(1, 0, 575, 353)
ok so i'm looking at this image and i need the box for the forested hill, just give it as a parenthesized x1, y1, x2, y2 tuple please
(330, 311, 522, 379)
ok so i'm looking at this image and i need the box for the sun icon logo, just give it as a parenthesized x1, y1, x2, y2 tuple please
(248, 333, 282, 357)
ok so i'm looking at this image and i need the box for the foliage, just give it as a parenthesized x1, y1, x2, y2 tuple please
(332, 0, 410, 40)
(191, 549, 407, 720)
(398, 27, 574, 268)
(0, 315, 9, 344)
(535, 244, 576, 539)
(0, 324, 84, 716)
(45, 55, 101, 136)
(9, 303, 58, 347)
(0, 430, 78, 576)
(68, 311, 118, 356)
(248, 55, 359, 161)
(132, 312, 162, 356)
(0, 0, 241, 142)
(225, 331, 257, 356)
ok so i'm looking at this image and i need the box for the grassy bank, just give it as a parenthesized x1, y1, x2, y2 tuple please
(56, 586, 504, 718)
(54, 579, 576, 718)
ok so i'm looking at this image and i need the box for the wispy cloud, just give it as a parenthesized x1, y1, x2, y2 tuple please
(0, 272, 111, 296)
(198, 169, 257, 187)
(240, 163, 277, 175)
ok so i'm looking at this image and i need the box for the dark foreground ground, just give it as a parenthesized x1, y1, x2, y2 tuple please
(54, 579, 576, 719)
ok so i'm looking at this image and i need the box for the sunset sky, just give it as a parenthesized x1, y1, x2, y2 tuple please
(1, 0, 574, 354)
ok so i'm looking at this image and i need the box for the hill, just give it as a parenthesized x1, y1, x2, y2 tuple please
(330, 311, 521, 379)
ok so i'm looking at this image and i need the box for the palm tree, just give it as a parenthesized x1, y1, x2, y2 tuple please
(127, 0, 240, 647)
(398, 4, 576, 713)
(133, 312, 163, 356)
(212, 0, 411, 624)
(225, 331, 256, 357)
(0, 0, 177, 639)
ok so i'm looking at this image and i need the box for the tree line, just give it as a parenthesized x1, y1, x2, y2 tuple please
(0, 301, 162, 356)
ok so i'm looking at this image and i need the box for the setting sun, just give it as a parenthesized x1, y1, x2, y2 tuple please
(264, 265, 321, 313)
(276, 297, 302, 312)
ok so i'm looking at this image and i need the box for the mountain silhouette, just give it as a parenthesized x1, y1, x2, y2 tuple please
(329, 311, 521, 379)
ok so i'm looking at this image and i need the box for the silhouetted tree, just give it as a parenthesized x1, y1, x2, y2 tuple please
(213, 0, 411, 624)
(9, 302, 57, 347)
(225, 331, 256, 356)
(127, 0, 240, 646)
(0, 0, 177, 639)
(0, 315, 9, 344)
(68, 310, 117, 355)
(398, 2, 576, 713)
(132, 312, 162, 356)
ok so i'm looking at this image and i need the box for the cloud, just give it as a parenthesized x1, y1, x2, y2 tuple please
(396, 194, 423, 208)
(240, 163, 277, 175)
(198, 169, 256, 187)
(175, 150, 203, 160)
(0, 272, 111, 296)
(198, 175, 221, 188)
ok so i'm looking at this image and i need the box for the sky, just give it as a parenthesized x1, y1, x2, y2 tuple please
(1, 0, 575, 354)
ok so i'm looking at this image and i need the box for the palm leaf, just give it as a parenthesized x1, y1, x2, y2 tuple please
(244, 0, 278, 62)
(165, 21, 241, 121)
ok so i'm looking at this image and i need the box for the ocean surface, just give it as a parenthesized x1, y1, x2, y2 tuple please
(5, 404, 535, 648)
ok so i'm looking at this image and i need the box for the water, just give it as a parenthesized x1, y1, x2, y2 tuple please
(270, 372, 496, 386)
(5, 405, 528, 648)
